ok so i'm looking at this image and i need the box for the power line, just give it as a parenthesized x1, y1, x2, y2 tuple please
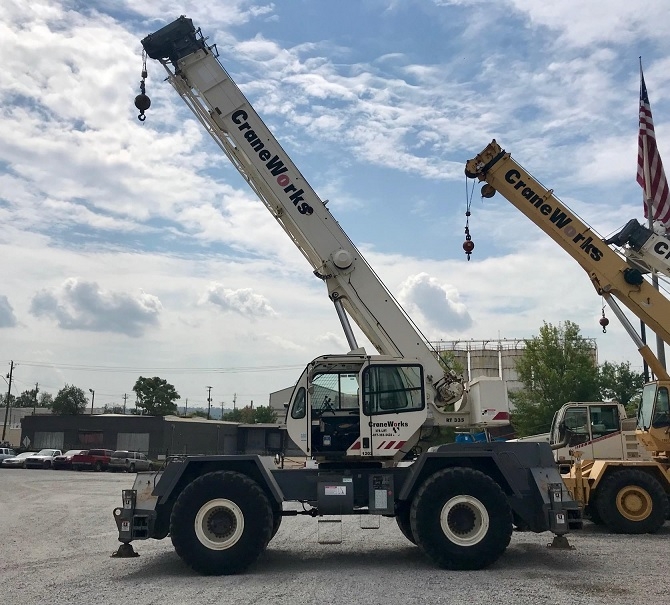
(6, 360, 303, 374)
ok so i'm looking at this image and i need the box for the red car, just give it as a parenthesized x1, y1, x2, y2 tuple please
(71, 449, 115, 471)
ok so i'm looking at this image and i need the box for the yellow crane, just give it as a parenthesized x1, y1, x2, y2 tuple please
(466, 140, 670, 533)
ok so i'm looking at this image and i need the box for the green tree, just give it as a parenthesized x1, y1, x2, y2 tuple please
(510, 320, 600, 437)
(102, 404, 125, 414)
(253, 405, 278, 423)
(222, 408, 243, 422)
(133, 376, 180, 416)
(14, 389, 39, 408)
(221, 405, 277, 423)
(52, 384, 88, 415)
(239, 405, 256, 424)
(438, 351, 465, 379)
(38, 392, 54, 409)
(189, 409, 209, 418)
(598, 360, 645, 417)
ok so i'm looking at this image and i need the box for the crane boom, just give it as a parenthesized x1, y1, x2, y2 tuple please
(465, 140, 670, 371)
(142, 17, 453, 393)
(140, 18, 511, 461)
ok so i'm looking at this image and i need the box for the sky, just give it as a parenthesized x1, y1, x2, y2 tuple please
(1, 0, 670, 412)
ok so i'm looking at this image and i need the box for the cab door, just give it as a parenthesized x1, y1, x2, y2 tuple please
(358, 362, 427, 458)
(285, 366, 309, 457)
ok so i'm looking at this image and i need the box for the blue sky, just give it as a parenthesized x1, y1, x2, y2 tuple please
(1, 0, 669, 411)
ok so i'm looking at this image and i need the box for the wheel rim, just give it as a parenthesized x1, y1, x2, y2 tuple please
(194, 498, 244, 550)
(615, 485, 652, 521)
(439, 495, 490, 546)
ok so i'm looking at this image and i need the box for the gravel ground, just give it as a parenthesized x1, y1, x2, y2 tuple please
(1, 469, 669, 605)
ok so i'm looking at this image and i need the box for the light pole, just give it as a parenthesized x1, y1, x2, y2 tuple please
(89, 388, 95, 415)
(206, 386, 212, 420)
(2, 361, 14, 442)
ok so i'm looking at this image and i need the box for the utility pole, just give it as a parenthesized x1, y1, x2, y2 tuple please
(33, 382, 39, 415)
(206, 386, 213, 420)
(233, 392, 237, 410)
(123, 393, 127, 414)
(2, 361, 14, 442)
(89, 388, 95, 415)
(221, 400, 224, 419)
(185, 398, 188, 416)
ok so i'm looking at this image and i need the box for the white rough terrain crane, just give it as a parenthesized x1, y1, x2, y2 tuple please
(466, 140, 670, 534)
(113, 17, 581, 575)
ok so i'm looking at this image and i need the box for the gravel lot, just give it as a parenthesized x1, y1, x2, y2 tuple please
(1, 469, 669, 605)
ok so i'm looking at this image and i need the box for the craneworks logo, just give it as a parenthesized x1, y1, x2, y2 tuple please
(231, 109, 314, 216)
(504, 169, 603, 262)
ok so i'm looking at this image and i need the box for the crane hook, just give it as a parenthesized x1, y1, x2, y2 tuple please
(134, 50, 151, 122)
(463, 211, 474, 260)
(599, 304, 609, 333)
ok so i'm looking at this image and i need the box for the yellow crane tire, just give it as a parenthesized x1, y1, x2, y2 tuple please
(594, 468, 668, 534)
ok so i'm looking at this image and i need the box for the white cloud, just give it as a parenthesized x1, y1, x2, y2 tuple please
(398, 272, 473, 335)
(202, 283, 277, 318)
(30, 278, 161, 337)
(0, 296, 18, 328)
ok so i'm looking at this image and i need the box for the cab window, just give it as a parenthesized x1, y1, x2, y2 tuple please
(638, 383, 657, 430)
(559, 407, 590, 447)
(290, 387, 306, 419)
(362, 364, 424, 416)
(310, 373, 359, 416)
(652, 387, 670, 427)
(589, 405, 620, 437)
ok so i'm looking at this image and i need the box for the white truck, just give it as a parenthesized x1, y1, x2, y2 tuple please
(113, 17, 581, 575)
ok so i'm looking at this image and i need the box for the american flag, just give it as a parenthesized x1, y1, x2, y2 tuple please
(638, 66, 670, 226)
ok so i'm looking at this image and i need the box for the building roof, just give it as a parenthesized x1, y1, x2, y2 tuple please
(163, 415, 239, 425)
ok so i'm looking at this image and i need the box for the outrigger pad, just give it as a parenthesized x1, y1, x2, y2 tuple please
(547, 535, 574, 550)
(112, 543, 140, 558)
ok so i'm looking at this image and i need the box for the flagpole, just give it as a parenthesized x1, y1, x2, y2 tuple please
(640, 59, 667, 373)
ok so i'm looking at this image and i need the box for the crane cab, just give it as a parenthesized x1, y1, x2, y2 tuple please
(285, 354, 428, 462)
(550, 402, 633, 467)
(636, 381, 670, 456)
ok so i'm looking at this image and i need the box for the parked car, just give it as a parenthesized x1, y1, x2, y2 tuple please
(24, 449, 62, 469)
(71, 449, 115, 471)
(108, 450, 152, 473)
(0, 447, 17, 462)
(1, 451, 35, 468)
(52, 449, 86, 470)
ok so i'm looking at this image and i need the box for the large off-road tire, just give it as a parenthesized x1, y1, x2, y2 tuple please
(270, 509, 282, 540)
(170, 470, 274, 575)
(594, 469, 668, 534)
(410, 467, 513, 570)
(586, 501, 605, 526)
(395, 502, 416, 545)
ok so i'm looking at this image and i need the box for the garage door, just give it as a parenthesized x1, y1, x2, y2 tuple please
(116, 432, 149, 453)
(34, 431, 64, 449)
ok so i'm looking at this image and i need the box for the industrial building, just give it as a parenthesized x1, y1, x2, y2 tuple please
(18, 414, 287, 460)
(429, 338, 598, 393)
